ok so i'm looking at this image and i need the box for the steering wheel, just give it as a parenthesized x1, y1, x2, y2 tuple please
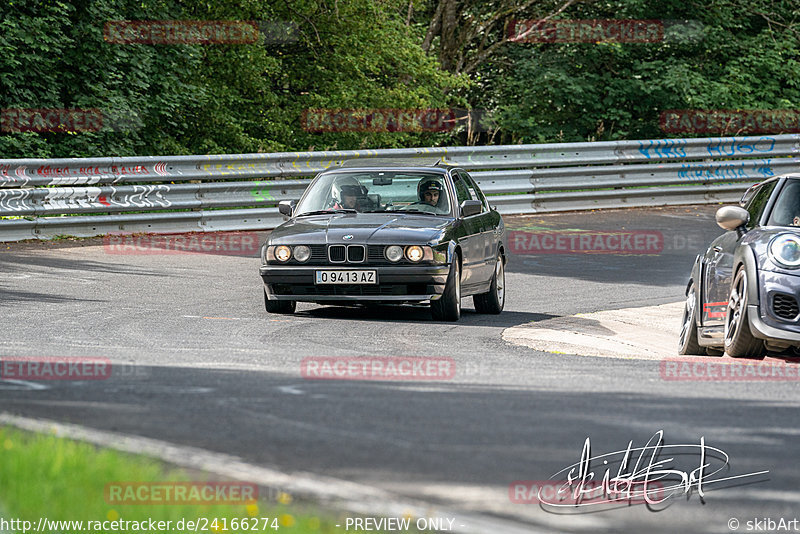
(400, 202, 437, 213)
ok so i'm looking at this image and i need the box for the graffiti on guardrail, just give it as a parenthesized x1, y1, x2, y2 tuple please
(0, 164, 154, 187)
(636, 137, 779, 160)
(636, 139, 687, 159)
(678, 159, 774, 181)
(0, 185, 171, 214)
(250, 181, 275, 202)
(0, 189, 31, 213)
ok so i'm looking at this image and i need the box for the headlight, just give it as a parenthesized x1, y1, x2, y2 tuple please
(385, 245, 403, 262)
(293, 245, 311, 262)
(769, 234, 800, 268)
(274, 245, 292, 262)
(405, 245, 424, 262)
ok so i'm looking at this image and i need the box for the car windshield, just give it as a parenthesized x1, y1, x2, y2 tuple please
(767, 179, 800, 227)
(294, 171, 452, 216)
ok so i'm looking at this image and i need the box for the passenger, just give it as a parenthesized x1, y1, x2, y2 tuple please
(418, 179, 444, 208)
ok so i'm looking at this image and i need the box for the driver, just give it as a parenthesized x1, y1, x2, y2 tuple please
(418, 179, 444, 208)
(331, 179, 368, 210)
(338, 184, 363, 210)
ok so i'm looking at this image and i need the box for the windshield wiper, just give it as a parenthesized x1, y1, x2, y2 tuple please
(295, 209, 357, 216)
(398, 209, 440, 216)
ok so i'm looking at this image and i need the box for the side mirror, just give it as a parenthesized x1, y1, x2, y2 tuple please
(716, 205, 749, 231)
(460, 199, 482, 218)
(278, 200, 296, 217)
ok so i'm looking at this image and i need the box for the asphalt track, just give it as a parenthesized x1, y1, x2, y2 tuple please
(2, 205, 799, 534)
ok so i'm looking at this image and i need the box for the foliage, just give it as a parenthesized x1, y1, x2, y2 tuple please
(0, 0, 462, 158)
(485, 0, 800, 143)
(1, 0, 798, 156)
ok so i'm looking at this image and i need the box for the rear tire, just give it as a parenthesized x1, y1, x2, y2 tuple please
(431, 260, 461, 321)
(264, 290, 296, 314)
(474, 253, 505, 314)
(678, 281, 703, 355)
(724, 268, 763, 358)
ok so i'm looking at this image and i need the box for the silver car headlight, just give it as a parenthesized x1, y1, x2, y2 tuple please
(385, 245, 403, 262)
(768, 234, 800, 268)
(293, 245, 311, 263)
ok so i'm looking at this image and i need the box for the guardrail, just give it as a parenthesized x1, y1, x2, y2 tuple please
(1, 134, 798, 241)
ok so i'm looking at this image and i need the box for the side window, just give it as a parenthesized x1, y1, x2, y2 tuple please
(452, 173, 471, 205)
(745, 181, 777, 229)
(460, 171, 489, 212)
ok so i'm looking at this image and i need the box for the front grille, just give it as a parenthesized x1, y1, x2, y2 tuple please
(772, 293, 799, 320)
(369, 246, 387, 263)
(347, 245, 365, 263)
(328, 245, 346, 263)
(310, 245, 327, 262)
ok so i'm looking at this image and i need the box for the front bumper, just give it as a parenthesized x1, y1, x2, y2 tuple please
(748, 269, 800, 343)
(260, 263, 450, 302)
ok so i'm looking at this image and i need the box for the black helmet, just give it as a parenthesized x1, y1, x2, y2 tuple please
(418, 179, 444, 202)
(332, 178, 368, 203)
(339, 184, 367, 198)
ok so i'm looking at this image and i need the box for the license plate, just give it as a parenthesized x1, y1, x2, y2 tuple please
(315, 270, 377, 284)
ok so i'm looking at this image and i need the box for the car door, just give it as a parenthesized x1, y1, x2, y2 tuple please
(702, 180, 777, 326)
(451, 171, 483, 286)
(459, 170, 496, 284)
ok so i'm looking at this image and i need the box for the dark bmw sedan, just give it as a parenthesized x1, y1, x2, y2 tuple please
(679, 173, 800, 357)
(259, 162, 506, 321)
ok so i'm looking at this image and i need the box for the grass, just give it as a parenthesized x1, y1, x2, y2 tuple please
(0, 427, 414, 534)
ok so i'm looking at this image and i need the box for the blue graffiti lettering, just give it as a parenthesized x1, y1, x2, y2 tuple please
(638, 139, 687, 159)
(706, 137, 776, 157)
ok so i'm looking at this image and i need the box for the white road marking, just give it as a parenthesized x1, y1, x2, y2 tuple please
(277, 385, 305, 395)
(0, 379, 50, 391)
(503, 301, 684, 360)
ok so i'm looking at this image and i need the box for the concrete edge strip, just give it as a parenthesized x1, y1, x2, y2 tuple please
(0, 412, 545, 534)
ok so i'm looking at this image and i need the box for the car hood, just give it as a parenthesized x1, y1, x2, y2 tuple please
(269, 213, 451, 245)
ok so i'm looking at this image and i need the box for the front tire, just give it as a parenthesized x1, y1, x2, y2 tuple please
(264, 290, 296, 314)
(724, 268, 763, 358)
(678, 281, 703, 355)
(474, 253, 505, 314)
(431, 260, 461, 321)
